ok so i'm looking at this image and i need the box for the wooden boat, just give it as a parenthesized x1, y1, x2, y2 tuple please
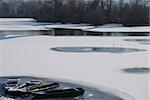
(4, 78, 20, 90)
(5, 79, 85, 99)
(6, 87, 84, 99)
(6, 82, 59, 97)
(32, 88, 85, 99)
(6, 89, 32, 97)
(26, 80, 44, 86)
(30, 83, 59, 92)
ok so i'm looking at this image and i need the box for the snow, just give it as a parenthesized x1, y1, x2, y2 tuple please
(0, 25, 51, 31)
(83, 26, 150, 32)
(0, 21, 89, 31)
(51, 26, 94, 30)
(0, 18, 52, 31)
(0, 36, 149, 100)
(45, 23, 150, 33)
(0, 19, 149, 100)
(0, 18, 149, 32)
(0, 18, 36, 22)
(45, 23, 91, 29)
(0, 96, 14, 100)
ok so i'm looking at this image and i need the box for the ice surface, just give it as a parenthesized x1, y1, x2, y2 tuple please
(0, 24, 52, 31)
(0, 96, 14, 100)
(45, 23, 150, 33)
(0, 18, 36, 22)
(0, 18, 149, 32)
(0, 19, 149, 100)
(0, 36, 149, 100)
(45, 24, 91, 29)
(83, 26, 150, 32)
(0, 18, 52, 31)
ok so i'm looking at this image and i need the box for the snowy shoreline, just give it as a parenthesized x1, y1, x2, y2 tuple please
(0, 18, 150, 33)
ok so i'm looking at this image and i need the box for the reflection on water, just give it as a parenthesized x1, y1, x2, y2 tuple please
(51, 47, 146, 53)
(0, 76, 126, 100)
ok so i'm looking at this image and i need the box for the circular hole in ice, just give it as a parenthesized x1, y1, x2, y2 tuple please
(51, 47, 93, 52)
(124, 39, 150, 42)
(51, 47, 145, 53)
(122, 67, 150, 74)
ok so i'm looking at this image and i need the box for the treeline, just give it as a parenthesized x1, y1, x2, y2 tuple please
(0, 0, 149, 26)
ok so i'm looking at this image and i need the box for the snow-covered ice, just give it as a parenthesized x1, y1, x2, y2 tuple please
(50, 25, 94, 30)
(0, 96, 14, 100)
(0, 25, 52, 31)
(0, 18, 36, 22)
(45, 23, 150, 33)
(0, 35, 149, 100)
(0, 18, 52, 31)
(0, 18, 149, 100)
(45, 23, 91, 29)
(83, 26, 150, 32)
(0, 18, 149, 32)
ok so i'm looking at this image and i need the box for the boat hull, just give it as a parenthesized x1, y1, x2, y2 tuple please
(32, 88, 85, 99)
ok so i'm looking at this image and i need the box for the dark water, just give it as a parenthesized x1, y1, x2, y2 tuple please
(122, 67, 150, 74)
(0, 76, 125, 100)
(124, 39, 150, 45)
(0, 30, 149, 38)
(51, 47, 146, 53)
(46, 29, 150, 36)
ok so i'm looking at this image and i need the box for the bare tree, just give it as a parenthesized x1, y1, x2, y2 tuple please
(0, 0, 149, 26)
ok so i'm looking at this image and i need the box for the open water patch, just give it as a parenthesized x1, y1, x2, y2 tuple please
(51, 47, 146, 53)
(124, 39, 150, 45)
(122, 67, 150, 74)
(0, 76, 134, 100)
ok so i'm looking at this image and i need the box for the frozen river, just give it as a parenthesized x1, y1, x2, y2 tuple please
(0, 19, 150, 100)
(0, 33, 149, 100)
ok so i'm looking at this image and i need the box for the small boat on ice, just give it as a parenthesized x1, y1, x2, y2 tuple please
(32, 88, 84, 99)
(5, 80, 60, 97)
(4, 79, 85, 99)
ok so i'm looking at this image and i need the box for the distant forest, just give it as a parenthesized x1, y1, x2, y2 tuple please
(0, 0, 149, 26)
